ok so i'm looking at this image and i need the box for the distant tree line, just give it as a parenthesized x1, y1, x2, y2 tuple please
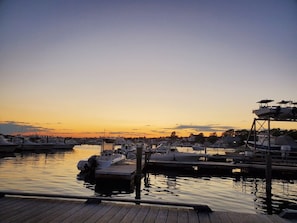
(171, 128, 297, 146)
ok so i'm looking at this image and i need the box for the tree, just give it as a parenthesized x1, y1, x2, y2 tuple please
(195, 133, 205, 144)
(207, 132, 218, 144)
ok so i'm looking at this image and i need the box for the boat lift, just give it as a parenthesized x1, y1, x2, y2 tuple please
(246, 113, 297, 214)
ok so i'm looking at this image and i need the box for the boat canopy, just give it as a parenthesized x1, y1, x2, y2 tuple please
(278, 100, 291, 105)
(257, 99, 274, 104)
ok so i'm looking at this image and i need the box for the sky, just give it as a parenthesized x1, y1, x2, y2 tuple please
(0, 0, 296, 138)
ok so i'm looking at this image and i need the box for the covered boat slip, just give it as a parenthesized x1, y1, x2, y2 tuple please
(0, 192, 289, 223)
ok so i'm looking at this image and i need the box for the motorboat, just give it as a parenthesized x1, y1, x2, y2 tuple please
(192, 143, 205, 151)
(253, 99, 297, 120)
(50, 138, 77, 150)
(0, 135, 18, 153)
(149, 145, 199, 162)
(275, 100, 297, 120)
(246, 133, 297, 152)
(252, 99, 277, 118)
(18, 137, 54, 151)
(77, 139, 126, 172)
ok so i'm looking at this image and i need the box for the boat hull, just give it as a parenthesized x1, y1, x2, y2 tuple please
(0, 145, 17, 153)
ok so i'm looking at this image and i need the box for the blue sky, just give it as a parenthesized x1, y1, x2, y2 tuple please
(0, 0, 296, 137)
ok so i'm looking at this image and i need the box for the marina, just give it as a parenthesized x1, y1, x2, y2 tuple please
(1, 145, 297, 215)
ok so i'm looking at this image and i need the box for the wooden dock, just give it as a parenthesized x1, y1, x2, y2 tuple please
(147, 160, 297, 173)
(0, 192, 289, 223)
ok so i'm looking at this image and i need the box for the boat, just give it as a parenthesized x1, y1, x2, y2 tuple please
(252, 99, 277, 118)
(253, 99, 297, 120)
(77, 139, 126, 172)
(246, 133, 297, 152)
(18, 137, 54, 151)
(0, 135, 18, 153)
(275, 100, 297, 120)
(149, 145, 199, 162)
(192, 143, 205, 151)
(50, 137, 77, 150)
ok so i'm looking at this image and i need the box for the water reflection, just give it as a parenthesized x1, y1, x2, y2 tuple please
(1, 146, 297, 214)
(77, 166, 297, 214)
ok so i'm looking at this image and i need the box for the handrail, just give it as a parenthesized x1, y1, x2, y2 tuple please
(0, 191, 212, 212)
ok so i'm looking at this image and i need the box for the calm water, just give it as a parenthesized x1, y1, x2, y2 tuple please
(0, 145, 296, 214)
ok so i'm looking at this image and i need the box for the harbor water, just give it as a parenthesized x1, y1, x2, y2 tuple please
(0, 145, 296, 215)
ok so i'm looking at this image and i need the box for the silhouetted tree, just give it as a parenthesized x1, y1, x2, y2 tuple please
(195, 133, 205, 144)
(207, 132, 218, 144)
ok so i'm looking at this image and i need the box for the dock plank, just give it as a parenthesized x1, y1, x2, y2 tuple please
(120, 204, 142, 223)
(212, 212, 233, 223)
(187, 210, 199, 223)
(83, 203, 114, 223)
(35, 201, 77, 223)
(166, 208, 178, 223)
(198, 212, 211, 223)
(130, 205, 150, 223)
(178, 209, 189, 223)
(208, 212, 223, 223)
(47, 201, 85, 223)
(155, 207, 169, 223)
(4, 198, 52, 222)
(108, 203, 133, 222)
(98, 202, 123, 222)
(144, 206, 160, 223)
(0, 196, 290, 223)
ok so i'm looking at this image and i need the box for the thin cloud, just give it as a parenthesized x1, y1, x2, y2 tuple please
(0, 121, 53, 135)
(173, 124, 235, 132)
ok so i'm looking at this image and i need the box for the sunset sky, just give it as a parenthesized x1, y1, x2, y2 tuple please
(0, 0, 296, 138)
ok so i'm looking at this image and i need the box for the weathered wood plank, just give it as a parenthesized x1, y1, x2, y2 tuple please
(155, 207, 169, 223)
(166, 208, 178, 223)
(84, 203, 114, 223)
(98, 202, 122, 222)
(198, 212, 211, 223)
(212, 212, 233, 223)
(130, 205, 151, 223)
(120, 204, 142, 223)
(144, 206, 160, 223)
(267, 214, 290, 223)
(108, 204, 133, 222)
(177, 209, 189, 223)
(61, 203, 102, 223)
(208, 212, 223, 223)
(5, 199, 52, 222)
(226, 212, 263, 223)
(42, 201, 80, 223)
(187, 210, 199, 223)
(24, 199, 73, 223)
(47, 201, 85, 223)
(0, 197, 29, 217)
(0, 197, 290, 223)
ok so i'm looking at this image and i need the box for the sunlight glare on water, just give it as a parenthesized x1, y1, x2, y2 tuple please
(0, 145, 297, 214)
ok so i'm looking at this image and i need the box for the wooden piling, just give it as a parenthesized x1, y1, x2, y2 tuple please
(135, 144, 143, 201)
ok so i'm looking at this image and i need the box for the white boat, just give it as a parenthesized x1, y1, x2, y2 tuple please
(252, 99, 277, 118)
(18, 137, 54, 151)
(246, 133, 297, 152)
(0, 135, 18, 153)
(275, 100, 297, 120)
(77, 139, 126, 172)
(192, 143, 205, 151)
(50, 138, 77, 150)
(150, 146, 199, 162)
(253, 99, 297, 120)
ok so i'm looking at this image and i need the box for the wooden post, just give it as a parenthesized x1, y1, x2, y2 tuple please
(135, 144, 143, 202)
(266, 119, 272, 214)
